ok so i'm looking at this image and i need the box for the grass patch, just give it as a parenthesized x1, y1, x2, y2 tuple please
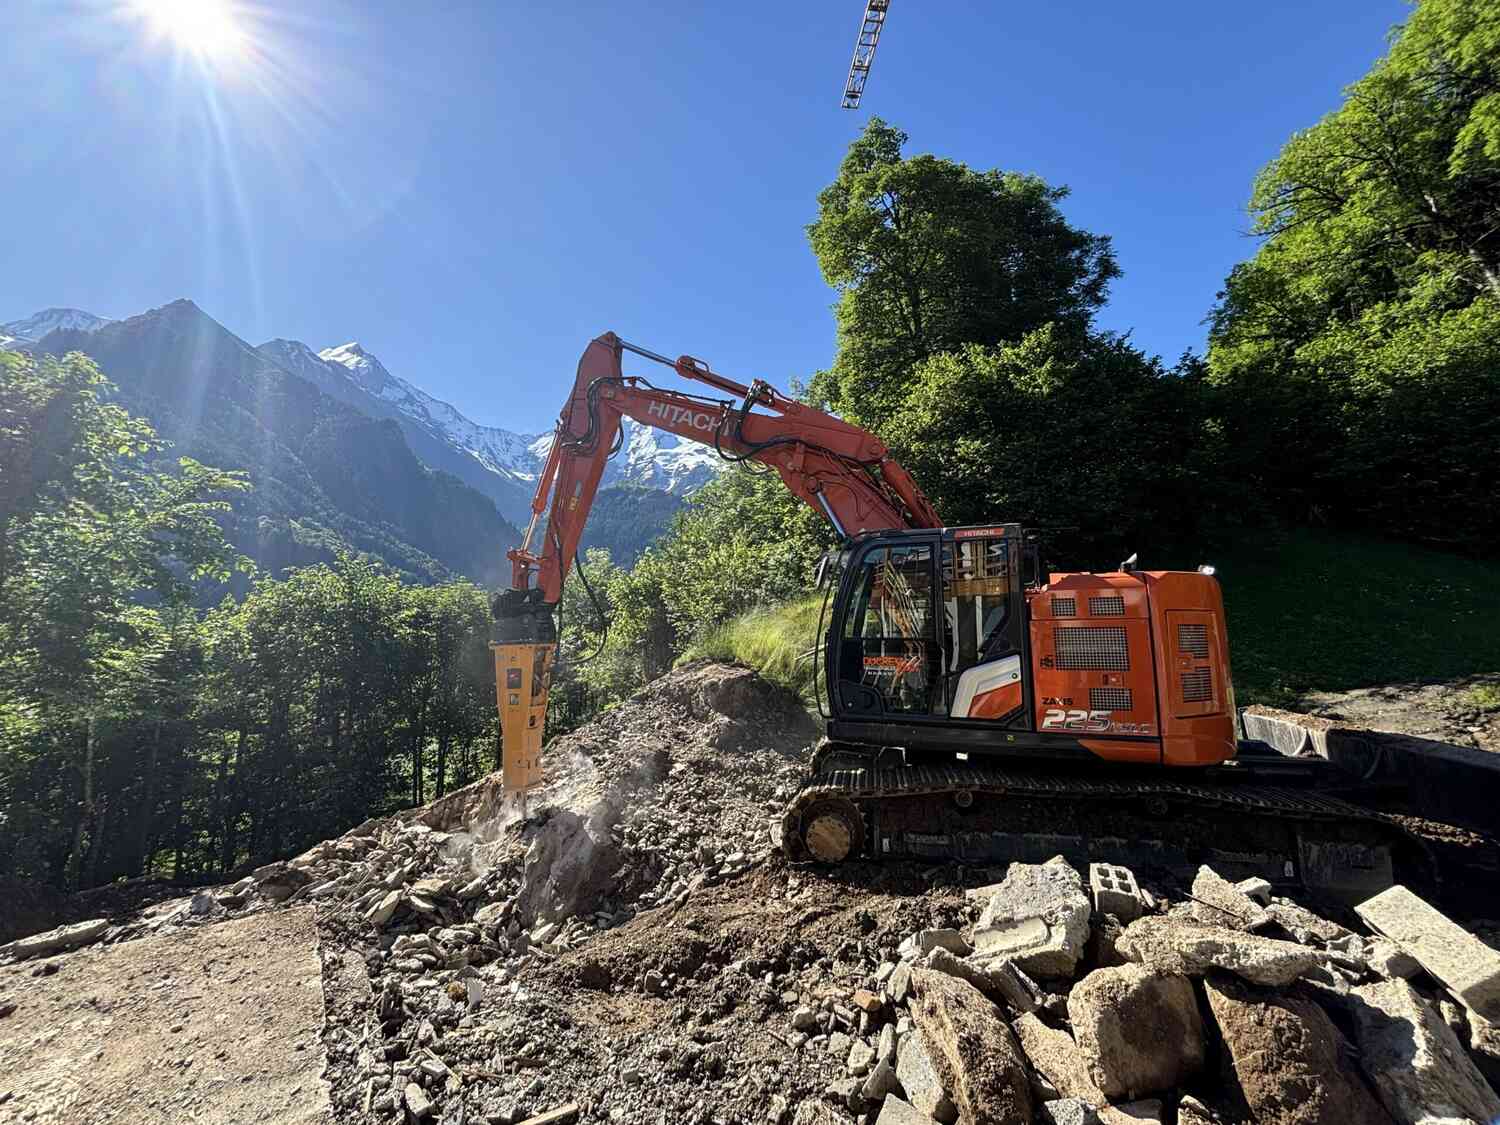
(1462, 683, 1500, 712)
(1209, 529, 1500, 707)
(686, 595, 826, 702)
(686, 530, 1500, 714)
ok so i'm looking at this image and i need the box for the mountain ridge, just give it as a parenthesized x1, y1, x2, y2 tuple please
(5, 300, 703, 577)
(21, 299, 523, 588)
(7, 303, 722, 524)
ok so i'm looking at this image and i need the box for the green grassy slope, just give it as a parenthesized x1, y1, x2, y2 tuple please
(686, 596, 826, 703)
(692, 531, 1500, 711)
(1213, 529, 1500, 706)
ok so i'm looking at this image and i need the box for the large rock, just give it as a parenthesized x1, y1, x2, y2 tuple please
(0, 918, 108, 961)
(1468, 1013, 1500, 1090)
(364, 889, 401, 927)
(1041, 1100, 1100, 1125)
(1348, 978, 1500, 1125)
(1116, 916, 1319, 987)
(926, 947, 1040, 1014)
(1012, 1013, 1106, 1104)
(909, 968, 1033, 1125)
(1203, 976, 1393, 1124)
(253, 861, 313, 902)
(516, 801, 624, 925)
(901, 929, 972, 959)
(875, 1096, 937, 1125)
(895, 1024, 958, 1123)
(1188, 866, 1268, 931)
(1357, 885, 1500, 1022)
(1067, 964, 1204, 1100)
(972, 857, 1091, 978)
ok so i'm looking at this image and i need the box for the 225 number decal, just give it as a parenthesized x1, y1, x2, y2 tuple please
(1040, 708, 1112, 732)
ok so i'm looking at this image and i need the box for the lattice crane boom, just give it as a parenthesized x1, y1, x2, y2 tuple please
(841, 0, 891, 109)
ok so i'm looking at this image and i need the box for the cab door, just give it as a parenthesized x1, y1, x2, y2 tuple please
(833, 539, 941, 717)
(940, 534, 1029, 724)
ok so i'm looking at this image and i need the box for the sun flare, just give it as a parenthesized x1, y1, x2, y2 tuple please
(133, 0, 248, 62)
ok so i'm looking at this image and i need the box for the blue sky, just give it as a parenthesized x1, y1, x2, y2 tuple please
(4, 0, 1408, 433)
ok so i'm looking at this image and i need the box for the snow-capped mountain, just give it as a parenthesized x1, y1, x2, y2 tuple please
(7, 301, 720, 525)
(318, 343, 544, 480)
(309, 340, 720, 497)
(0, 307, 112, 348)
(528, 420, 722, 494)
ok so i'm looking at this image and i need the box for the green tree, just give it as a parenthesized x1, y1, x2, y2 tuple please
(0, 351, 248, 885)
(807, 118, 1119, 424)
(882, 328, 1215, 566)
(1209, 0, 1500, 549)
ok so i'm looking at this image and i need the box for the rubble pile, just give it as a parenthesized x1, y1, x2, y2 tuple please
(774, 854, 1500, 1125)
(6, 662, 1500, 1125)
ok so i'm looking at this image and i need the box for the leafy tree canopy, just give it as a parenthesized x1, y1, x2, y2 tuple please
(1208, 0, 1500, 550)
(807, 118, 1119, 424)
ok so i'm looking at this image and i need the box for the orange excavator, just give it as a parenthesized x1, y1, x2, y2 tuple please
(492, 333, 1407, 897)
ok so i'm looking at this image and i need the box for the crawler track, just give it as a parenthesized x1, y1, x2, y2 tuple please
(777, 746, 1427, 898)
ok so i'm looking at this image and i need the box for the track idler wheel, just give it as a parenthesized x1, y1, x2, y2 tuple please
(784, 793, 865, 864)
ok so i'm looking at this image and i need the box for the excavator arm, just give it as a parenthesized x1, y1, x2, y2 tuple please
(509, 331, 940, 601)
(491, 331, 942, 796)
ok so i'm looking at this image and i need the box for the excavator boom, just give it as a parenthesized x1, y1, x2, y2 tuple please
(508, 332, 940, 603)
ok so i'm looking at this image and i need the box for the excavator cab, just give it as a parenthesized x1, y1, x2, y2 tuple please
(819, 524, 1240, 770)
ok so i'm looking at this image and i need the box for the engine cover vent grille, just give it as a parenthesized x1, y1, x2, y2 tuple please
(1089, 686, 1133, 712)
(1181, 667, 1212, 703)
(1088, 596, 1125, 616)
(1178, 623, 1209, 659)
(1051, 597, 1077, 617)
(1054, 626, 1129, 671)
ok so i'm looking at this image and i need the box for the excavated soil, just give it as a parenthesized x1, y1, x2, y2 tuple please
(5, 661, 1499, 1125)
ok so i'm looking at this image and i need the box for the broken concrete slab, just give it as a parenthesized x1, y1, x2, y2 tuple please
(1041, 1099, 1100, 1125)
(1101, 1099, 1163, 1123)
(900, 929, 971, 960)
(1173, 1095, 1218, 1125)
(1357, 884, 1500, 1021)
(909, 968, 1032, 1125)
(1088, 864, 1143, 923)
(0, 918, 108, 962)
(1264, 901, 1353, 946)
(925, 948, 1039, 1014)
(1348, 978, 1500, 1125)
(1235, 876, 1273, 905)
(1012, 1012, 1106, 1104)
(1067, 964, 1204, 1100)
(874, 1095, 937, 1125)
(972, 857, 1091, 978)
(1363, 936, 1421, 980)
(1468, 1013, 1500, 1090)
(1204, 976, 1393, 1124)
(895, 1022, 958, 1123)
(1188, 866, 1269, 931)
(1116, 916, 1320, 987)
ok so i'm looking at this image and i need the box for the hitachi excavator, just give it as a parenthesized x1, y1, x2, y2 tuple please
(491, 332, 1410, 898)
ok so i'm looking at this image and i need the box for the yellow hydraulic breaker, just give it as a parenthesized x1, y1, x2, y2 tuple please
(493, 641, 553, 797)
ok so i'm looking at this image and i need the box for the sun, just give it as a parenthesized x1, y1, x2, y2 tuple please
(133, 0, 248, 62)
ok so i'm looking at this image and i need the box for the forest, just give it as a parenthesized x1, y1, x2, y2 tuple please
(3, 0, 1497, 891)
